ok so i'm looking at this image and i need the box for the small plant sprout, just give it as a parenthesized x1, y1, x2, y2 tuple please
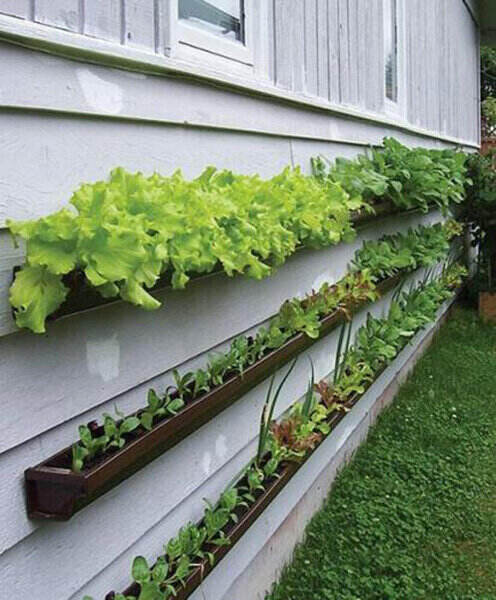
(192, 369, 210, 397)
(170, 369, 193, 400)
(256, 358, 298, 468)
(333, 320, 353, 387)
(71, 425, 109, 472)
(103, 408, 140, 450)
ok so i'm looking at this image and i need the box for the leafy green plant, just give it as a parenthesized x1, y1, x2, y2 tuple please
(71, 410, 139, 471)
(352, 221, 460, 280)
(192, 369, 210, 397)
(169, 369, 193, 401)
(69, 220, 458, 472)
(8, 165, 364, 333)
(139, 389, 185, 432)
(461, 153, 496, 292)
(312, 153, 389, 205)
(8, 138, 468, 334)
(103, 410, 140, 450)
(206, 353, 233, 387)
(312, 138, 467, 214)
(369, 138, 467, 213)
(268, 362, 323, 463)
(139, 390, 164, 431)
(131, 556, 171, 600)
(71, 425, 109, 472)
(228, 336, 251, 375)
(85, 265, 466, 600)
(482, 96, 496, 136)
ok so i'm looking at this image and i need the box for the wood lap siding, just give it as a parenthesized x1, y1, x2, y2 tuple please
(0, 1, 481, 599)
(0, 0, 480, 142)
(0, 212, 444, 599)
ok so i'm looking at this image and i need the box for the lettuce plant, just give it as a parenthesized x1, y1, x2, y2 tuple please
(312, 138, 467, 213)
(369, 138, 467, 213)
(84, 264, 466, 600)
(352, 220, 461, 280)
(72, 411, 140, 472)
(8, 138, 467, 334)
(138, 390, 184, 432)
(8, 166, 362, 333)
(69, 220, 459, 472)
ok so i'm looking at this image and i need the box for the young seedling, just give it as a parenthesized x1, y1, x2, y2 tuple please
(255, 357, 298, 468)
(203, 498, 231, 545)
(229, 336, 250, 375)
(207, 353, 232, 386)
(170, 369, 193, 400)
(140, 389, 165, 431)
(103, 408, 140, 450)
(71, 425, 109, 472)
(192, 368, 210, 397)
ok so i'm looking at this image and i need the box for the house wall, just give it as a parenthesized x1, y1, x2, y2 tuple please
(0, 2, 479, 599)
(0, 0, 480, 146)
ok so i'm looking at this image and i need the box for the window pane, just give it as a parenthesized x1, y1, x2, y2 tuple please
(385, 0, 398, 102)
(179, 0, 244, 42)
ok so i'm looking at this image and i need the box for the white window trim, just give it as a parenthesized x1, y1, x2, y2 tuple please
(172, 0, 256, 72)
(383, 0, 407, 120)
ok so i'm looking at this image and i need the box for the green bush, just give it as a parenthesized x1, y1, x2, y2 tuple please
(463, 152, 496, 291)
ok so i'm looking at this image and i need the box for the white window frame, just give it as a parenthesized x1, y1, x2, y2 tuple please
(383, 0, 406, 119)
(173, 0, 255, 69)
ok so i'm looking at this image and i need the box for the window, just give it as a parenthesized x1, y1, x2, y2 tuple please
(384, 0, 398, 103)
(179, 0, 245, 43)
(383, 0, 405, 117)
(176, 0, 252, 67)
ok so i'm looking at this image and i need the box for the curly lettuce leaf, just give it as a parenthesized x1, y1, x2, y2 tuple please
(7, 209, 78, 275)
(10, 265, 68, 333)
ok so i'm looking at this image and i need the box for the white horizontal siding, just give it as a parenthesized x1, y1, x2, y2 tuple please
(0, 259, 444, 600)
(0, 2, 478, 598)
(0, 42, 475, 231)
(0, 210, 442, 556)
(0, 0, 480, 143)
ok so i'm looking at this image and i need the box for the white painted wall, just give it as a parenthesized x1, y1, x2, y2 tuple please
(0, 0, 480, 145)
(0, 1, 479, 598)
(1, 259, 447, 600)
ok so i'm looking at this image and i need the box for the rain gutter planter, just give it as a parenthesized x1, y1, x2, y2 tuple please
(119, 286, 463, 600)
(121, 408, 352, 600)
(121, 368, 385, 600)
(18, 200, 430, 324)
(24, 273, 403, 521)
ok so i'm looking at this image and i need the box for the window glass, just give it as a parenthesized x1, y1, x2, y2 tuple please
(384, 0, 398, 102)
(179, 0, 244, 43)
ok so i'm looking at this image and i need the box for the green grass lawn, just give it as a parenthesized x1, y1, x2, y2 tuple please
(267, 308, 496, 600)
